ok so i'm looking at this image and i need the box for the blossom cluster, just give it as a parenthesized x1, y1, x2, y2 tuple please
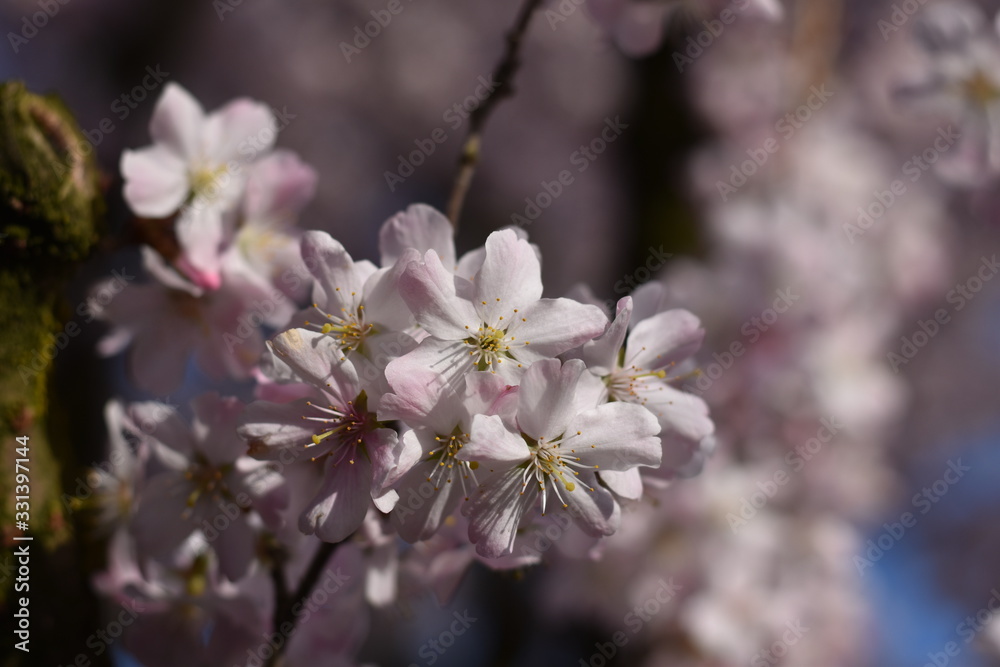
(83, 82, 715, 665)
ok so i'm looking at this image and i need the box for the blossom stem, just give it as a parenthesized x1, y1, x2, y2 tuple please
(445, 0, 545, 227)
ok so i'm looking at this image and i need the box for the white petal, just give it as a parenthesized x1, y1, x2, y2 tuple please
(398, 250, 478, 340)
(378, 204, 456, 269)
(508, 298, 608, 361)
(120, 146, 188, 218)
(203, 98, 276, 165)
(625, 309, 704, 371)
(148, 82, 205, 161)
(474, 229, 543, 326)
(516, 359, 584, 440)
(564, 402, 662, 470)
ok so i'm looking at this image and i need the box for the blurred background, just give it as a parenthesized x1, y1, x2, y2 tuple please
(2, 0, 1000, 665)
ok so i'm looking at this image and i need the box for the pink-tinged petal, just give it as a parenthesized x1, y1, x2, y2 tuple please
(378, 204, 456, 269)
(301, 231, 366, 309)
(658, 433, 715, 480)
(638, 383, 713, 443)
(127, 401, 194, 459)
(455, 226, 532, 282)
(466, 469, 536, 559)
(301, 457, 373, 543)
(120, 146, 188, 218)
(459, 414, 529, 467)
(131, 473, 196, 557)
(384, 337, 473, 400)
(140, 246, 201, 294)
(625, 309, 704, 371)
(202, 98, 276, 165)
(629, 280, 670, 324)
(474, 229, 543, 326)
(560, 475, 620, 537)
(191, 393, 246, 464)
(243, 150, 317, 224)
(128, 322, 198, 396)
(600, 469, 643, 500)
(366, 427, 400, 496)
(398, 250, 478, 340)
(230, 458, 289, 528)
(148, 82, 205, 161)
(516, 359, 585, 440)
(564, 282, 611, 314)
(392, 458, 464, 543)
(174, 206, 225, 289)
(464, 371, 518, 421)
(270, 329, 363, 405)
(565, 402, 662, 469)
(361, 250, 419, 331)
(508, 298, 608, 361)
(238, 398, 317, 460)
(581, 297, 632, 375)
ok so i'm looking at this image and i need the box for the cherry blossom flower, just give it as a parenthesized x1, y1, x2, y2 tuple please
(294, 230, 419, 367)
(129, 394, 288, 580)
(379, 370, 518, 542)
(387, 229, 608, 397)
(92, 247, 273, 394)
(580, 292, 715, 483)
(895, 2, 1000, 183)
(120, 82, 277, 288)
(458, 358, 661, 558)
(237, 328, 399, 543)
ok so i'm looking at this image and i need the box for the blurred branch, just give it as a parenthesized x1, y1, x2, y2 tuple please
(446, 0, 544, 227)
(266, 539, 340, 667)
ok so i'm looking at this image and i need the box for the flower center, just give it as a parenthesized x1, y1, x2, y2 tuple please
(521, 434, 596, 514)
(961, 69, 1000, 106)
(181, 456, 234, 516)
(189, 164, 230, 201)
(302, 392, 374, 466)
(425, 429, 480, 499)
(305, 301, 375, 352)
(464, 324, 522, 372)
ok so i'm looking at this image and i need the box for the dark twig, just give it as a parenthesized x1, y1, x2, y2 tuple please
(445, 0, 545, 227)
